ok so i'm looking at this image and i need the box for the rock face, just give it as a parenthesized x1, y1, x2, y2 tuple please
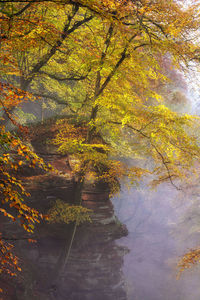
(1, 152, 129, 300)
(61, 197, 128, 300)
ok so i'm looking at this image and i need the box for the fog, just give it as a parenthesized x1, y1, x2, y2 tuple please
(112, 181, 200, 300)
(111, 72, 200, 299)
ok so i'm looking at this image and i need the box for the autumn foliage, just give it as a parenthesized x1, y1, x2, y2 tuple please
(177, 248, 200, 279)
(0, 83, 51, 277)
(1, 0, 200, 286)
(0, 124, 51, 277)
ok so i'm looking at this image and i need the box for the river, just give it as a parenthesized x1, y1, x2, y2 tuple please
(112, 181, 200, 300)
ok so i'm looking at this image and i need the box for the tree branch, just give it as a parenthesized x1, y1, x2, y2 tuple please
(97, 34, 137, 98)
(12, 1, 35, 16)
(32, 93, 76, 113)
(21, 7, 93, 89)
(38, 70, 90, 81)
(108, 120, 180, 190)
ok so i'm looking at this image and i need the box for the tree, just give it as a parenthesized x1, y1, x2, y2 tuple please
(1, 0, 200, 282)
(41, 0, 200, 192)
(0, 1, 96, 279)
(0, 104, 51, 277)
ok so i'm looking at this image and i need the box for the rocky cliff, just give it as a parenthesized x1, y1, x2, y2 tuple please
(0, 123, 129, 300)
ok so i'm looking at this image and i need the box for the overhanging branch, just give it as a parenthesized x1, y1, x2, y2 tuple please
(32, 92, 76, 113)
(108, 120, 180, 190)
(39, 70, 90, 81)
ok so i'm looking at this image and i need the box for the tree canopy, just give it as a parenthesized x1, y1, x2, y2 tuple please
(1, 0, 200, 282)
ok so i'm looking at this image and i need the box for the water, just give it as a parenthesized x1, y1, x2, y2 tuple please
(112, 182, 200, 300)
